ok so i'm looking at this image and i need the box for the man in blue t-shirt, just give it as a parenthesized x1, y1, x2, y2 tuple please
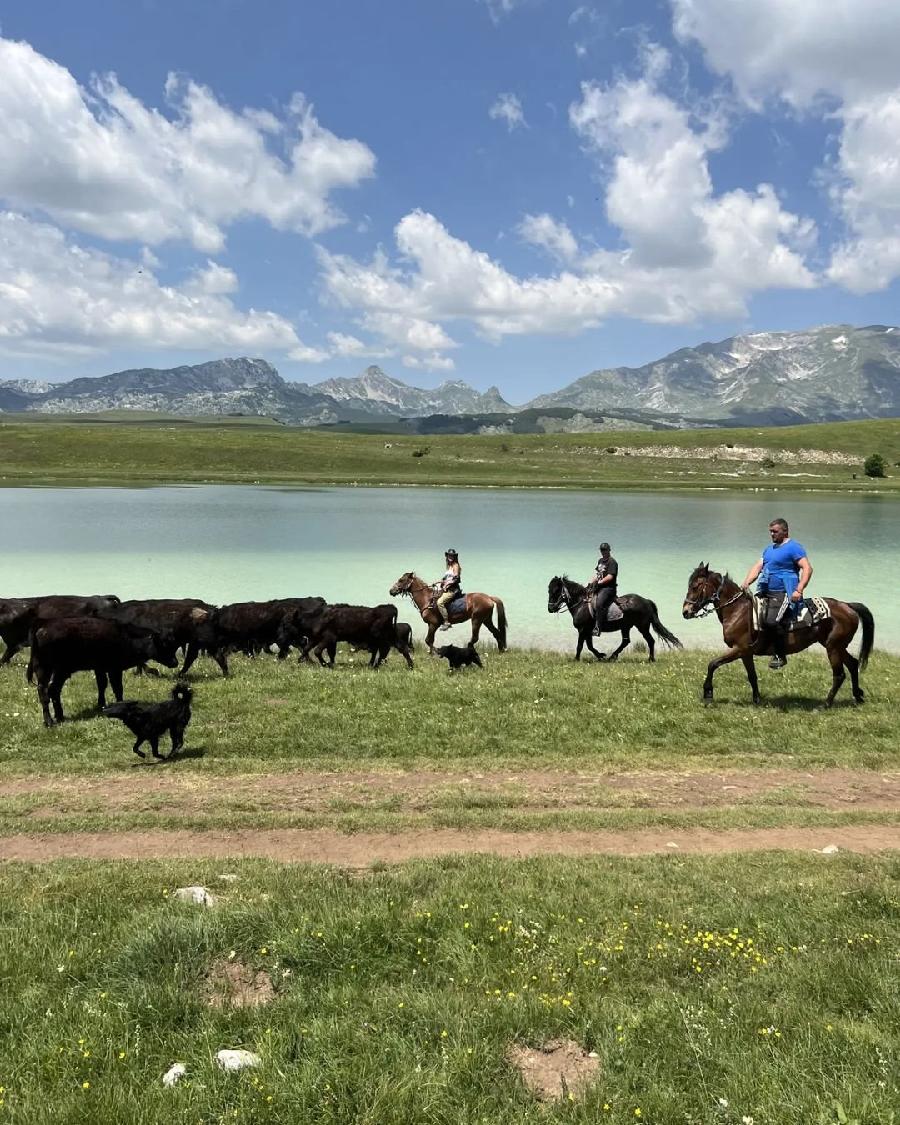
(741, 517, 813, 669)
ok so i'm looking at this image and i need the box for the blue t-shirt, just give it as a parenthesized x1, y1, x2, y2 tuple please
(760, 540, 807, 592)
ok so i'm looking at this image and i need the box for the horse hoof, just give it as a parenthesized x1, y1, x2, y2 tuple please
(702, 695, 714, 706)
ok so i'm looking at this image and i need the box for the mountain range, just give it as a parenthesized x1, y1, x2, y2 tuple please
(2, 324, 898, 430)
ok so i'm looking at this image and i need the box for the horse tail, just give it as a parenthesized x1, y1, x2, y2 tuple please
(493, 597, 508, 652)
(649, 600, 683, 649)
(847, 602, 874, 669)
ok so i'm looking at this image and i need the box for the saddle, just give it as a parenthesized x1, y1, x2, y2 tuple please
(428, 591, 466, 618)
(589, 593, 624, 628)
(753, 594, 831, 634)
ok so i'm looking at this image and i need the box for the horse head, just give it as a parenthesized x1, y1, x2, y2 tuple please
(682, 561, 720, 619)
(389, 572, 416, 598)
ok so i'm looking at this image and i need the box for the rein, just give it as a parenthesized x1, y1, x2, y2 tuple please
(550, 580, 584, 614)
(689, 575, 748, 618)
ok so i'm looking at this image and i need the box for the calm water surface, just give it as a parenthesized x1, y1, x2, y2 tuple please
(1, 486, 897, 652)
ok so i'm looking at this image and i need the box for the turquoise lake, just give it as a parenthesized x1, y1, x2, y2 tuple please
(1, 486, 896, 652)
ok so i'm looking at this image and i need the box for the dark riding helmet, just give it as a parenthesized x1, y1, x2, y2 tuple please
(598, 542, 611, 552)
(445, 548, 459, 559)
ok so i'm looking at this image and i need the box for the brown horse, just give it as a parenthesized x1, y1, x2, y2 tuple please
(682, 563, 874, 707)
(389, 572, 507, 653)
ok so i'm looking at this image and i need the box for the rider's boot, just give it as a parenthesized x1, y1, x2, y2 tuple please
(438, 604, 452, 631)
(767, 626, 787, 670)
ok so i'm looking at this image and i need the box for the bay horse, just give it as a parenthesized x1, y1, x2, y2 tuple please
(682, 563, 874, 706)
(547, 575, 682, 661)
(389, 572, 507, 653)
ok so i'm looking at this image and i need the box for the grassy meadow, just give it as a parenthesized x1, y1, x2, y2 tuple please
(0, 854, 897, 1124)
(0, 649, 897, 836)
(1, 415, 898, 491)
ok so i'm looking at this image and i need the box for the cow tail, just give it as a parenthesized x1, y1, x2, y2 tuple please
(847, 602, 874, 669)
(649, 600, 683, 649)
(493, 597, 508, 652)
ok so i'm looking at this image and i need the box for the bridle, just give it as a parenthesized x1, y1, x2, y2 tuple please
(686, 573, 747, 618)
(549, 579, 582, 614)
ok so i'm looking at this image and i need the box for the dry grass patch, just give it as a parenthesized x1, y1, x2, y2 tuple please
(202, 958, 275, 1009)
(505, 1038, 600, 1102)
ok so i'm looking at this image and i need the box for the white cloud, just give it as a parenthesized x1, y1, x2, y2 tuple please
(518, 213, 579, 264)
(0, 36, 376, 252)
(0, 211, 318, 359)
(489, 92, 527, 131)
(288, 343, 330, 363)
(317, 55, 813, 346)
(401, 353, 456, 372)
(670, 0, 900, 108)
(482, 0, 527, 23)
(189, 261, 239, 295)
(325, 331, 392, 359)
(670, 0, 900, 290)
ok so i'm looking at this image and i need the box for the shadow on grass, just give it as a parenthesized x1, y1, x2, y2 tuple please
(130, 745, 206, 767)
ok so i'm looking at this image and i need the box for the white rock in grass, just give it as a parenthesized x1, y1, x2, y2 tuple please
(162, 1063, 186, 1087)
(819, 844, 840, 855)
(174, 885, 216, 907)
(216, 1049, 261, 1072)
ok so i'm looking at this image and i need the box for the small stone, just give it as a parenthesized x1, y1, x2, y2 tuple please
(162, 1063, 186, 1087)
(216, 1049, 261, 1072)
(666, 842, 679, 849)
(820, 844, 840, 855)
(173, 885, 216, 907)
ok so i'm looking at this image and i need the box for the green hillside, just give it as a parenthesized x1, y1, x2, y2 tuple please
(0, 416, 897, 491)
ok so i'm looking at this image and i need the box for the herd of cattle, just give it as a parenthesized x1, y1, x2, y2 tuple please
(0, 594, 415, 727)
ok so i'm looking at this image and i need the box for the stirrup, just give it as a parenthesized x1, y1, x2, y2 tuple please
(438, 621, 452, 631)
(768, 654, 787, 670)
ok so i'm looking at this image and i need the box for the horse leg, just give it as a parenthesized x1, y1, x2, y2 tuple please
(638, 624, 656, 662)
(425, 623, 437, 654)
(482, 616, 501, 646)
(824, 645, 847, 707)
(606, 629, 630, 662)
(469, 614, 484, 648)
(843, 651, 864, 703)
(702, 647, 742, 704)
(741, 654, 761, 705)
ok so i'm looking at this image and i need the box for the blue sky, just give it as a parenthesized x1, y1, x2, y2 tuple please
(2, 0, 900, 402)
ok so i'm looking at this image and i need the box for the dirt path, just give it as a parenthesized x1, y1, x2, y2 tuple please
(3, 767, 899, 815)
(1, 824, 898, 863)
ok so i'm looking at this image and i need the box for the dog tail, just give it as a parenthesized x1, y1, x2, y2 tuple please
(172, 682, 193, 704)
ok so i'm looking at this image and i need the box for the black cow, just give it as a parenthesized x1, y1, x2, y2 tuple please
(30, 616, 179, 727)
(0, 595, 121, 669)
(352, 621, 415, 669)
(293, 602, 398, 668)
(199, 597, 326, 675)
(101, 598, 215, 676)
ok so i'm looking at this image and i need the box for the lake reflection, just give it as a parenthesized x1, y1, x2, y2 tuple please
(1, 486, 897, 652)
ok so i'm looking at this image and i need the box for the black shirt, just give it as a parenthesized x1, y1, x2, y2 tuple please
(594, 556, 618, 590)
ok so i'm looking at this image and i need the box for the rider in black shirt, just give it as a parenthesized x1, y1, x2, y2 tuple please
(586, 542, 618, 635)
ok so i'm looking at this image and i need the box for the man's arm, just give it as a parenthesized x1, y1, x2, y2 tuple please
(741, 559, 764, 590)
(794, 556, 812, 600)
(598, 560, 618, 586)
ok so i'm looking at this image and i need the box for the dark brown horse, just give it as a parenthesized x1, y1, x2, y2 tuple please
(548, 575, 682, 662)
(389, 572, 507, 653)
(682, 563, 874, 706)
